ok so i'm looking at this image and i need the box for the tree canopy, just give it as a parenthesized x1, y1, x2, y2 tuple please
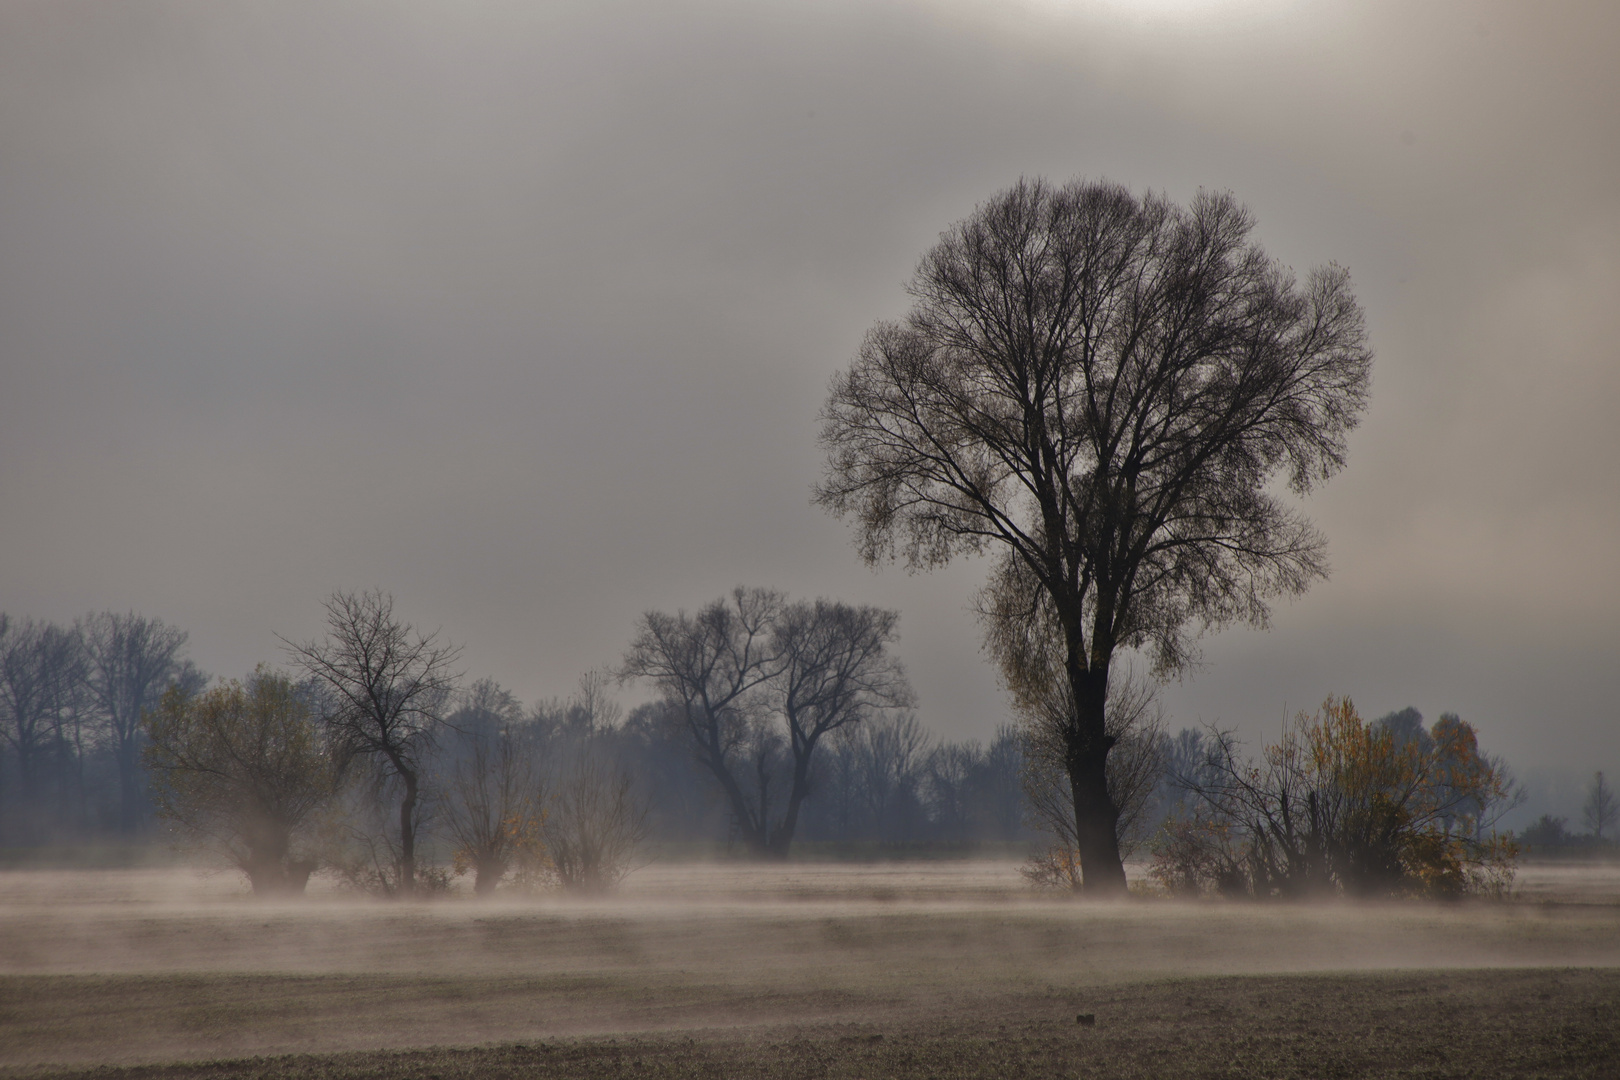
(817, 177, 1372, 891)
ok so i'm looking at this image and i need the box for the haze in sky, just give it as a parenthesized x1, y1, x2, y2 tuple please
(2, 0, 1616, 819)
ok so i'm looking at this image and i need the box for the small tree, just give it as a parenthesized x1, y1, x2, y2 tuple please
(144, 668, 338, 895)
(284, 590, 460, 897)
(1584, 771, 1616, 843)
(545, 753, 646, 892)
(441, 680, 545, 895)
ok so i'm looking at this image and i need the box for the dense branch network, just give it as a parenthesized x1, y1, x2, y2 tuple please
(817, 178, 1372, 891)
(621, 587, 913, 856)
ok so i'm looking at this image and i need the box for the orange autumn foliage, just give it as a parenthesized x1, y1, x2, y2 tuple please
(1151, 697, 1517, 898)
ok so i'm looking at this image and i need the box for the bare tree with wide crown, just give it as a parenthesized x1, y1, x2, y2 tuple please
(817, 178, 1371, 893)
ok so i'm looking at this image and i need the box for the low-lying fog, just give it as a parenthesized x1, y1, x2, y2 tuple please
(2, 861, 1615, 982)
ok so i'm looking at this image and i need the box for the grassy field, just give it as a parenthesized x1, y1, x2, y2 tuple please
(0, 862, 1616, 1077)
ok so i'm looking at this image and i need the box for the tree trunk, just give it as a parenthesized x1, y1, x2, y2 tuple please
(1066, 666, 1127, 895)
(117, 740, 143, 834)
(696, 737, 771, 855)
(768, 748, 815, 857)
(242, 823, 312, 897)
(398, 768, 419, 896)
(473, 856, 506, 896)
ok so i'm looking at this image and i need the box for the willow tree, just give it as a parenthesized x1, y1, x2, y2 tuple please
(145, 668, 338, 895)
(817, 178, 1371, 893)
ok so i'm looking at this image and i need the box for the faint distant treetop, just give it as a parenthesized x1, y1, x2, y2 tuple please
(1585, 771, 1616, 843)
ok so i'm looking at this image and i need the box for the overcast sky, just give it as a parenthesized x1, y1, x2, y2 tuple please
(2, 0, 1616, 815)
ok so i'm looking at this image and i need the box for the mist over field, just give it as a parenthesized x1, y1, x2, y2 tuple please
(0, 862, 1617, 1071)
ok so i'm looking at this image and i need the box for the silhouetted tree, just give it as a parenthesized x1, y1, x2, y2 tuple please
(769, 601, 915, 851)
(621, 588, 912, 856)
(620, 587, 782, 853)
(1021, 669, 1166, 890)
(818, 178, 1372, 892)
(0, 619, 88, 838)
(285, 590, 460, 896)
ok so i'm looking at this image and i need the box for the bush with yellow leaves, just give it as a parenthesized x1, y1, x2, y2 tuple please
(1151, 697, 1518, 899)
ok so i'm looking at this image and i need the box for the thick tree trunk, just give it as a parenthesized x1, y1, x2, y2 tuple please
(699, 749, 771, 855)
(768, 749, 815, 858)
(1066, 666, 1128, 895)
(242, 823, 314, 897)
(1068, 749, 1127, 894)
(472, 856, 506, 895)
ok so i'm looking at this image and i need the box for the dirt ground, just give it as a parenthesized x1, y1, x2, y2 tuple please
(0, 861, 1616, 1076)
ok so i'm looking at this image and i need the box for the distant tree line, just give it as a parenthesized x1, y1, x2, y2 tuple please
(2, 595, 1573, 902)
(0, 612, 202, 844)
(0, 595, 1037, 886)
(1517, 771, 1617, 857)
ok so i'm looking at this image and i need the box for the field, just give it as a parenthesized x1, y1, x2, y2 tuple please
(1, 862, 1617, 1078)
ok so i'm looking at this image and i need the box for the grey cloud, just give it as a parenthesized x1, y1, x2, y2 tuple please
(1, 0, 1615, 783)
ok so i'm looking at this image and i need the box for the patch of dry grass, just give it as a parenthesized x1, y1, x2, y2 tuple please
(5, 968, 1616, 1079)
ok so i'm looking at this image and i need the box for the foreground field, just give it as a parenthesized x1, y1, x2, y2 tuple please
(0, 862, 1616, 1076)
(3, 968, 1618, 1079)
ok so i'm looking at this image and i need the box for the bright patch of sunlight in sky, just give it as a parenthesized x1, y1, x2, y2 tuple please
(1020, 0, 1295, 26)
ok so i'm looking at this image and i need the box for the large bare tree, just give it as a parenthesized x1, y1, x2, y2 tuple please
(817, 178, 1371, 892)
(284, 590, 460, 896)
(621, 587, 912, 856)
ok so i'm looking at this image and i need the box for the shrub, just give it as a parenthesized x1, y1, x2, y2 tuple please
(1152, 697, 1518, 899)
